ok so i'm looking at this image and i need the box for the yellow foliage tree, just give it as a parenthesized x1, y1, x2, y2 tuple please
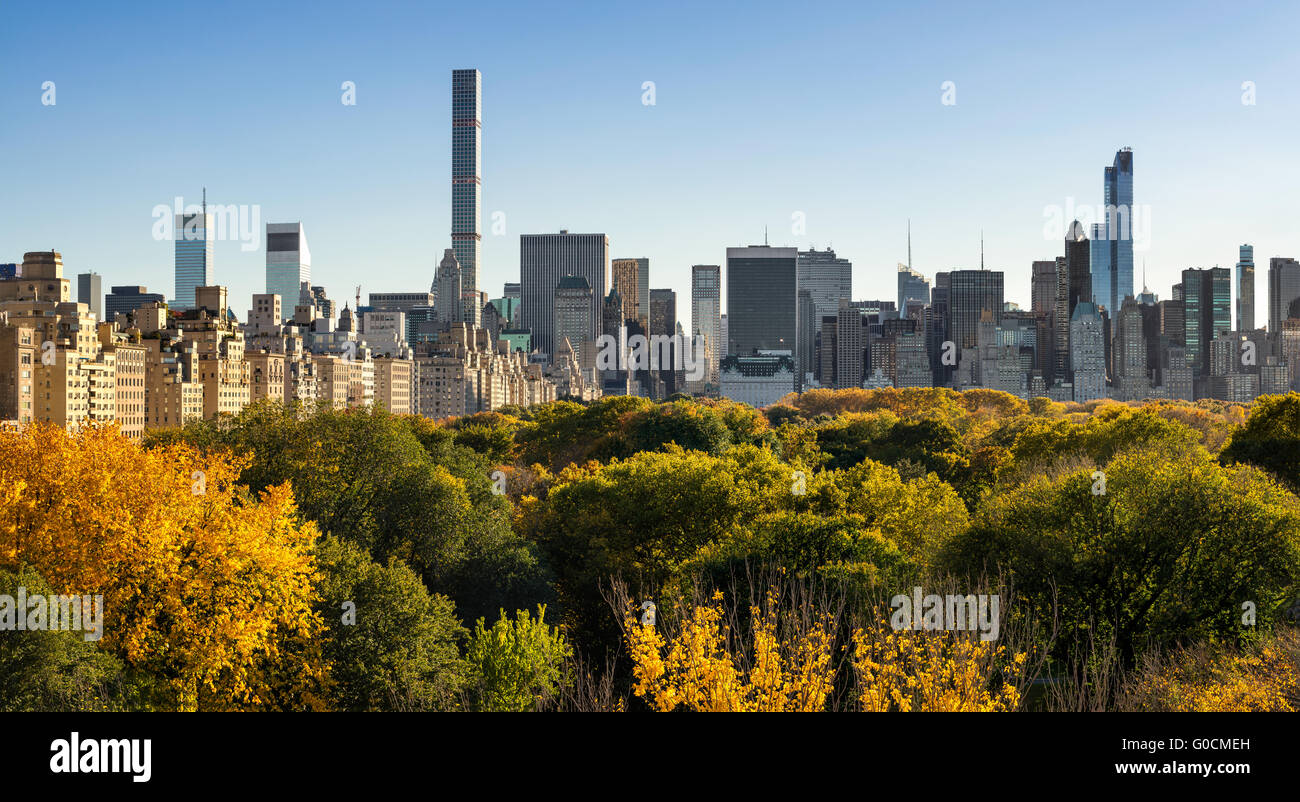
(850, 617, 1026, 712)
(0, 423, 325, 711)
(625, 591, 835, 712)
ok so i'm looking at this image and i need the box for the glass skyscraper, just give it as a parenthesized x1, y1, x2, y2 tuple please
(691, 264, 722, 386)
(1089, 222, 1111, 313)
(452, 69, 482, 326)
(173, 211, 213, 311)
(1236, 244, 1255, 331)
(727, 246, 797, 356)
(266, 222, 310, 321)
(1103, 148, 1134, 313)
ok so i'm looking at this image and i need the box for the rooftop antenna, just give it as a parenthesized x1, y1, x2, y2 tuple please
(764, 225, 768, 246)
(202, 187, 206, 216)
(907, 218, 912, 270)
(355, 285, 361, 309)
(980, 230, 985, 271)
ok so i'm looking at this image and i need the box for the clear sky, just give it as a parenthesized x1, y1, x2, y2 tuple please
(3, 0, 1299, 321)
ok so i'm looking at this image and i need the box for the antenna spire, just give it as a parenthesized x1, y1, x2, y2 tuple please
(980, 230, 985, 271)
(907, 218, 912, 270)
(764, 225, 768, 246)
(202, 187, 206, 216)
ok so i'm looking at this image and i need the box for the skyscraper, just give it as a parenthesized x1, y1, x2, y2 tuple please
(726, 245, 797, 356)
(1236, 244, 1255, 331)
(1089, 222, 1111, 312)
(1269, 257, 1300, 338)
(611, 258, 649, 327)
(173, 208, 214, 312)
(77, 272, 102, 321)
(796, 248, 852, 335)
(520, 231, 609, 358)
(436, 248, 462, 325)
(1070, 301, 1106, 401)
(1103, 148, 1135, 312)
(948, 269, 1003, 350)
(1183, 267, 1231, 375)
(649, 288, 676, 337)
(691, 265, 722, 386)
(553, 275, 594, 356)
(451, 68, 482, 326)
(266, 222, 311, 320)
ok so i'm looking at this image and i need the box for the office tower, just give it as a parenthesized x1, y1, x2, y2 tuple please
(948, 269, 1003, 350)
(797, 290, 816, 387)
(553, 275, 594, 357)
(1236, 245, 1255, 332)
(834, 300, 864, 388)
(1066, 220, 1092, 316)
(173, 208, 214, 311)
(928, 272, 951, 386)
(266, 222, 311, 320)
(1182, 267, 1232, 375)
(612, 258, 649, 326)
(797, 248, 852, 336)
(369, 292, 436, 314)
(1103, 148, 1135, 312)
(1113, 297, 1149, 399)
(1070, 302, 1106, 401)
(897, 264, 929, 317)
(452, 68, 482, 326)
(521, 231, 609, 357)
(1089, 222, 1111, 313)
(726, 245, 798, 356)
(105, 285, 167, 320)
(649, 289, 676, 337)
(691, 264, 722, 386)
(77, 272, 102, 320)
(1268, 257, 1300, 337)
(436, 248, 463, 325)
(501, 282, 522, 326)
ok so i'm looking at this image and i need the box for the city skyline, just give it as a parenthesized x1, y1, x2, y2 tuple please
(4, 1, 1300, 323)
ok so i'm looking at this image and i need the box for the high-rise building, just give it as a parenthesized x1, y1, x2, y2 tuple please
(1236, 245, 1255, 332)
(1112, 296, 1150, 399)
(691, 265, 722, 387)
(1070, 301, 1106, 401)
(1183, 267, 1232, 376)
(948, 269, 1003, 350)
(797, 248, 852, 336)
(897, 264, 929, 316)
(452, 68, 482, 326)
(1103, 148, 1135, 313)
(1089, 222, 1111, 313)
(436, 248, 463, 325)
(553, 275, 594, 357)
(649, 289, 676, 337)
(1269, 257, 1300, 337)
(77, 272, 102, 321)
(611, 258, 649, 327)
(173, 210, 214, 311)
(834, 300, 864, 389)
(726, 246, 797, 356)
(520, 231, 609, 358)
(266, 222, 311, 320)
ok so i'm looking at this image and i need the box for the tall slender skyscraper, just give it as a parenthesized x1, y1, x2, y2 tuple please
(691, 264, 722, 386)
(266, 222, 311, 321)
(1236, 244, 1255, 331)
(1089, 222, 1111, 312)
(452, 69, 482, 326)
(173, 198, 214, 311)
(611, 258, 649, 327)
(1103, 148, 1134, 313)
(436, 248, 463, 325)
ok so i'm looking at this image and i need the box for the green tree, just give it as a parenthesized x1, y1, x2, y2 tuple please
(465, 605, 573, 711)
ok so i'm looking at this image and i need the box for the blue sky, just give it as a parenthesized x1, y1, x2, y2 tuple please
(3, 0, 1299, 320)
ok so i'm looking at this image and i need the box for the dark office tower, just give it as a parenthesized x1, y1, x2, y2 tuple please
(948, 270, 1003, 350)
(452, 69, 483, 326)
(520, 231, 609, 358)
(819, 315, 838, 386)
(600, 288, 630, 395)
(1031, 260, 1057, 381)
(612, 258, 650, 326)
(1269, 257, 1300, 337)
(1103, 148, 1135, 313)
(1066, 220, 1092, 317)
(649, 288, 676, 336)
(77, 271, 102, 320)
(1182, 267, 1232, 375)
(726, 245, 797, 356)
(1236, 245, 1255, 331)
(1031, 260, 1057, 315)
(928, 273, 951, 386)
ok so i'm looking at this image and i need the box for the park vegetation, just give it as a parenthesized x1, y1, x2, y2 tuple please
(3, 388, 1300, 711)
